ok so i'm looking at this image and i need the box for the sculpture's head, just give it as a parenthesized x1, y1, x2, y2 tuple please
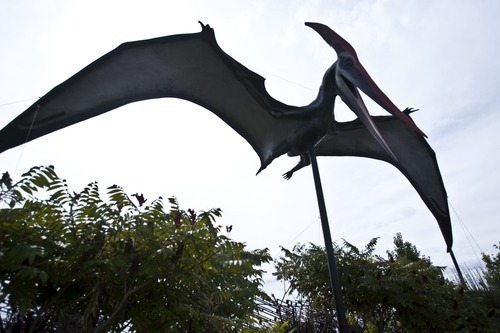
(305, 22, 426, 144)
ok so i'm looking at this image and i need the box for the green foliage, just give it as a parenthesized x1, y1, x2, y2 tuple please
(274, 234, 500, 332)
(0, 166, 271, 332)
(483, 242, 500, 290)
(243, 321, 295, 333)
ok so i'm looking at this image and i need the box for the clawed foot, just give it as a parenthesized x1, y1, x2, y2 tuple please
(282, 155, 309, 180)
(282, 171, 293, 180)
(403, 107, 419, 114)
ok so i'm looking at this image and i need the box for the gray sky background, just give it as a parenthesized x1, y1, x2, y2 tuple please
(1, 0, 499, 295)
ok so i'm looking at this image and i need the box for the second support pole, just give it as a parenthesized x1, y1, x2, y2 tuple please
(308, 144, 348, 333)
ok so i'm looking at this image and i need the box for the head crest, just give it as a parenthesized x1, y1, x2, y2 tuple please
(305, 22, 356, 55)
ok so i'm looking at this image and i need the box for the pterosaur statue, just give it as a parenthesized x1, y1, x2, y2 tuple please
(0, 21, 451, 249)
(0, 23, 461, 324)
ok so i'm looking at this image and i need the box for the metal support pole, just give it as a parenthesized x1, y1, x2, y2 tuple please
(308, 144, 348, 333)
(450, 249, 466, 287)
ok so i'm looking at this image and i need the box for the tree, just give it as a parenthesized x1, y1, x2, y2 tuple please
(274, 234, 500, 332)
(482, 242, 500, 290)
(0, 166, 271, 332)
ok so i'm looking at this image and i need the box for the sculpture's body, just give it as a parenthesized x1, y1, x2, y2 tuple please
(0, 22, 452, 251)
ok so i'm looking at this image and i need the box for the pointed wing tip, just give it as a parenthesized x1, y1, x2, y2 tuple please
(256, 162, 267, 175)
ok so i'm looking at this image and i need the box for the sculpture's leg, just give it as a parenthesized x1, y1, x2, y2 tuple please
(308, 143, 348, 333)
(283, 154, 310, 180)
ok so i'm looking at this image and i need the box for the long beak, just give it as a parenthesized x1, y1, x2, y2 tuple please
(305, 22, 426, 139)
(340, 58, 426, 138)
(335, 64, 398, 160)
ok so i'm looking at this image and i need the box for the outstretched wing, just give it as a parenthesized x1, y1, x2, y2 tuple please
(0, 23, 302, 171)
(316, 113, 452, 251)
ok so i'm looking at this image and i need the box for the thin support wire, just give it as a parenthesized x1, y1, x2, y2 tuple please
(11, 104, 40, 179)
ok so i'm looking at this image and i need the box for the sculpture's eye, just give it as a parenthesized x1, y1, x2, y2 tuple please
(343, 57, 353, 67)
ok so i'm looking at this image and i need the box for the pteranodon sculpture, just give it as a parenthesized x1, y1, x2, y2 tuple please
(0, 22, 452, 251)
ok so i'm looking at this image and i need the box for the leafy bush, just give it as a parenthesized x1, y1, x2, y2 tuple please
(274, 235, 500, 332)
(0, 166, 271, 332)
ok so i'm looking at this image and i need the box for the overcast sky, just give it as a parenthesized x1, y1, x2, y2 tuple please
(1, 0, 499, 295)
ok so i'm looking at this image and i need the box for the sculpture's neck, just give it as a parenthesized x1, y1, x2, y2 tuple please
(273, 63, 338, 121)
(311, 63, 338, 114)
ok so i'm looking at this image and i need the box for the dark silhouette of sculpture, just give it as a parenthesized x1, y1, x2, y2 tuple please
(0, 22, 451, 250)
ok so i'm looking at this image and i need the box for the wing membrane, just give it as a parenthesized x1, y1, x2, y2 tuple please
(0, 24, 302, 170)
(317, 114, 452, 250)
